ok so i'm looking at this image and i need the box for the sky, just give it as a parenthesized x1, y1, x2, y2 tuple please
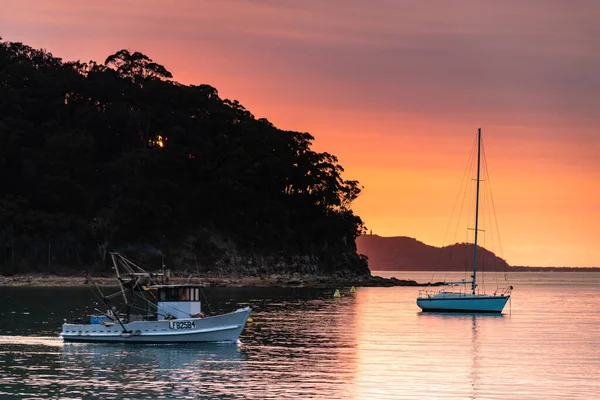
(2, 0, 599, 267)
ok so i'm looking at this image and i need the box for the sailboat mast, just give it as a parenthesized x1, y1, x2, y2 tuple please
(472, 128, 482, 294)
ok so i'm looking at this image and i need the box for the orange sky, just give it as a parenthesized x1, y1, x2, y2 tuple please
(2, 0, 599, 267)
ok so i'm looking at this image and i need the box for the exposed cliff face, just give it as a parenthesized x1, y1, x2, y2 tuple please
(201, 253, 369, 278)
(356, 234, 510, 271)
(165, 231, 371, 278)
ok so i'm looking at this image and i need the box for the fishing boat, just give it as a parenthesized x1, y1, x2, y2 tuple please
(417, 128, 512, 313)
(61, 253, 252, 343)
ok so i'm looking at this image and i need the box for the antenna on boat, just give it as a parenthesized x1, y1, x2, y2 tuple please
(162, 257, 170, 283)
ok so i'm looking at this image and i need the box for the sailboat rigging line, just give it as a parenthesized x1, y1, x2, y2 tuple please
(481, 224, 485, 289)
(459, 140, 478, 283)
(479, 174, 489, 290)
(481, 138, 510, 285)
(484, 158, 500, 289)
(481, 140, 508, 282)
(438, 136, 478, 268)
(471, 128, 483, 295)
(440, 137, 477, 285)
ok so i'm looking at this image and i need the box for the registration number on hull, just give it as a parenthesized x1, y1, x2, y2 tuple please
(169, 320, 196, 330)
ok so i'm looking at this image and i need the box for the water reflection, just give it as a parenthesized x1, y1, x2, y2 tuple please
(240, 288, 359, 399)
(417, 313, 504, 400)
(70, 342, 246, 399)
(0, 335, 64, 347)
(1, 341, 248, 399)
(1, 287, 362, 399)
(1, 281, 600, 399)
(60, 341, 248, 367)
(471, 316, 480, 400)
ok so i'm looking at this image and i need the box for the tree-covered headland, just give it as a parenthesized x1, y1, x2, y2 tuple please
(0, 37, 369, 277)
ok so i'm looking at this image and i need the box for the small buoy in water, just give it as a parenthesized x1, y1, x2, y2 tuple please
(247, 317, 253, 323)
(350, 286, 356, 294)
(333, 289, 341, 298)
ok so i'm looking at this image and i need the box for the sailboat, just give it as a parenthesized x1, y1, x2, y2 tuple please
(416, 128, 512, 313)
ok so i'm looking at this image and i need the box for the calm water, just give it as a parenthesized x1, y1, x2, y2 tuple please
(0, 272, 599, 399)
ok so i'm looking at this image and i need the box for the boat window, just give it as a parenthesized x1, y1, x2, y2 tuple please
(158, 287, 202, 301)
(159, 288, 177, 301)
(179, 288, 188, 301)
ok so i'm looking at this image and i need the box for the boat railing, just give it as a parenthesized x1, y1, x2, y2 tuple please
(493, 286, 513, 296)
(417, 289, 470, 298)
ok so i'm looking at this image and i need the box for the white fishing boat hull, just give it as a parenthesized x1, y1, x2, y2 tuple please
(61, 307, 251, 343)
(417, 293, 509, 313)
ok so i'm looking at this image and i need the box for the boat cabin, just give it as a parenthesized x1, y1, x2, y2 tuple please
(151, 285, 203, 320)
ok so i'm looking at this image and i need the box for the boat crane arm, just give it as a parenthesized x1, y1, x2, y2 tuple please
(84, 271, 130, 334)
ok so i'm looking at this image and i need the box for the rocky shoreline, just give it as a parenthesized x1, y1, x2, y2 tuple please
(0, 273, 444, 288)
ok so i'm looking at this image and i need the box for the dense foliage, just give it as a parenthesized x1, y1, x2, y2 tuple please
(0, 38, 366, 274)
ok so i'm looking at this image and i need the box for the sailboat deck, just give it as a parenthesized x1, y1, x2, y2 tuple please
(418, 290, 507, 300)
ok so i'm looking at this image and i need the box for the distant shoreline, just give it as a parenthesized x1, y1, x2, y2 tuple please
(0, 274, 444, 288)
(2, 268, 597, 288)
(372, 267, 600, 272)
(509, 266, 600, 271)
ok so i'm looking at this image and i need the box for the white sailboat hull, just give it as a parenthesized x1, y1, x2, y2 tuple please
(417, 293, 509, 313)
(61, 307, 251, 343)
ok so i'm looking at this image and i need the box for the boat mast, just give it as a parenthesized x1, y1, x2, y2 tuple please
(472, 128, 482, 294)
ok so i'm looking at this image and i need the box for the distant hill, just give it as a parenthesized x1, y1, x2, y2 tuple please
(508, 265, 600, 272)
(356, 234, 510, 271)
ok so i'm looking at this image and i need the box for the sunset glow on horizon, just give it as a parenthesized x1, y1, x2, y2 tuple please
(3, 0, 599, 267)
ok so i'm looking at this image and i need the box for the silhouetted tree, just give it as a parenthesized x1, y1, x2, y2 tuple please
(105, 49, 173, 82)
(0, 38, 367, 275)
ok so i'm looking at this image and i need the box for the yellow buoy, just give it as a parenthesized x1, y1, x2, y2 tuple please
(247, 317, 253, 323)
(333, 289, 341, 298)
(350, 286, 356, 294)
